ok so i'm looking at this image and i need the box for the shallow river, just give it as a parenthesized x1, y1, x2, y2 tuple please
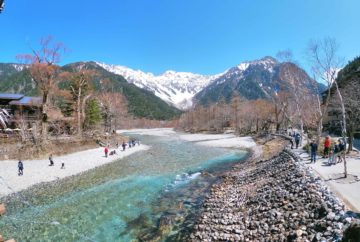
(0, 131, 247, 241)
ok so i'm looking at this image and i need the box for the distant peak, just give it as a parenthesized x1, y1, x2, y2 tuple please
(162, 70, 176, 75)
(261, 56, 278, 62)
(236, 56, 277, 72)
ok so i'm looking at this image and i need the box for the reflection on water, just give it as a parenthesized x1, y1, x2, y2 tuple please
(0, 132, 247, 241)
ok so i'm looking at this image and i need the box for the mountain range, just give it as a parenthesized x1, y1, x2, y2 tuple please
(97, 62, 223, 109)
(195, 56, 325, 105)
(100, 57, 324, 109)
(0, 62, 181, 120)
(0, 57, 325, 119)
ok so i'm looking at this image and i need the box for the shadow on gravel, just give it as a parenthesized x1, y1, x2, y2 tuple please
(324, 173, 360, 184)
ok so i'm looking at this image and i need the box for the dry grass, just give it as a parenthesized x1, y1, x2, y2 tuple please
(256, 136, 287, 161)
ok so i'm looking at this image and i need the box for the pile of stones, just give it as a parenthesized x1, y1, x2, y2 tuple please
(189, 150, 358, 241)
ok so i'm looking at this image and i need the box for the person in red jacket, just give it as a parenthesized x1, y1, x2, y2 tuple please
(323, 136, 331, 158)
(104, 147, 109, 158)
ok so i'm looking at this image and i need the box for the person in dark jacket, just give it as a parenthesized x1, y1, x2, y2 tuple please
(18, 160, 24, 176)
(49, 154, 54, 166)
(295, 133, 301, 149)
(122, 141, 126, 151)
(289, 137, 294, 149)
(309, 140, 318, 163)
(337, 139, 346, 163)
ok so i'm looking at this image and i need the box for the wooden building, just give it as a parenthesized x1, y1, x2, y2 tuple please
(0, 93, 42, 129)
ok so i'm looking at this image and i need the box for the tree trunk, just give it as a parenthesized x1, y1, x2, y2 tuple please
(348, 132, 353, 153)
(316, 116, 323, 145)
(334, 81, 347, 178)
(316, 81, 332, 146)
(275, 105, 280, 132)
(77, 87, 82, 137)
(41, 92, 49, 141)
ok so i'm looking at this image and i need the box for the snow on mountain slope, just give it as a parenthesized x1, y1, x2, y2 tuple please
(97, 62, 222, 109)
(195, 56, 321, 105)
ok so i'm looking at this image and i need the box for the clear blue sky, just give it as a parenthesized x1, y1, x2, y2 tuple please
(1, 0, 359, 75)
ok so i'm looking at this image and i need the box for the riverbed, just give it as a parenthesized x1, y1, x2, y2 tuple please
(0, 130, 249, 241)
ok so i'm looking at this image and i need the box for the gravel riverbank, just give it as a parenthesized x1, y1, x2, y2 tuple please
(189, 147, 358, 241)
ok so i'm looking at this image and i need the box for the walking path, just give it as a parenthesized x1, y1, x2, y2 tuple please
(292, 146, 360, 212)
(0, 145, 149, 198)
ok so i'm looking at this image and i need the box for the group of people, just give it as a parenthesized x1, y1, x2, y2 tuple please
(17, 154, 65, 176)
(104, 139, 140, 157)
(104, 146, 118, 157)
(309, 136, 346, 164)
(17, 138, 141, 175)
(289, 131, 302, 149)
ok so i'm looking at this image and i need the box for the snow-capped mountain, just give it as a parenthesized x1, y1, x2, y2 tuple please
(97, 62, 222, 110)
(195, 56, 324, 105)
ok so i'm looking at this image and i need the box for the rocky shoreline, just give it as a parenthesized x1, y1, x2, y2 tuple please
(189, 145, 359, 241)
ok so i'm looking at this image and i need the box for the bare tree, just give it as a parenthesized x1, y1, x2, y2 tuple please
(271, 91, 289, 132)
(307, 37, 348, 177)
(307, 38, 344, 139)
(17, 36, 66, 141)
(98, 92, 127, 132)
(276, 49, 294, 63)
(61, 69, 97, 137)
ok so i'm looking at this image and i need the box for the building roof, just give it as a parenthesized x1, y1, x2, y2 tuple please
(0, 93, 24, 100)
(9, 96, 42, 107)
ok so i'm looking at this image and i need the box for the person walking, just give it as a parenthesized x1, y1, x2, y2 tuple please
(104, 147, 109, 158)
(49, 154, 54, 166)
(295, 133, 301, 149)
(18, 160, 24, 176)
(289, 136, 294, 149)
(323, 136, 331, 158)
(328, 142, 339, 165)
(309, 140, 318, 163)
(122, 141, 126, 151)
(337, 139, 346, 163)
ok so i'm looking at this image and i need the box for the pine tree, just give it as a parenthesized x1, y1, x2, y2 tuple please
(84, 99, 102, 129)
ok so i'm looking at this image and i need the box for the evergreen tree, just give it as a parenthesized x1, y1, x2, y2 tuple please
(84, 99, 102, 129)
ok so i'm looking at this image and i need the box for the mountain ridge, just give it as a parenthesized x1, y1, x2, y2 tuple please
(0, 61, 181, 120)
(194, 56, 326, 105)
(0, 57, 326, 113)
(97, 62, 224, 109)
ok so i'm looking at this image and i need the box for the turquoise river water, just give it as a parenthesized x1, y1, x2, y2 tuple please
(0, 131, 247, 241)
